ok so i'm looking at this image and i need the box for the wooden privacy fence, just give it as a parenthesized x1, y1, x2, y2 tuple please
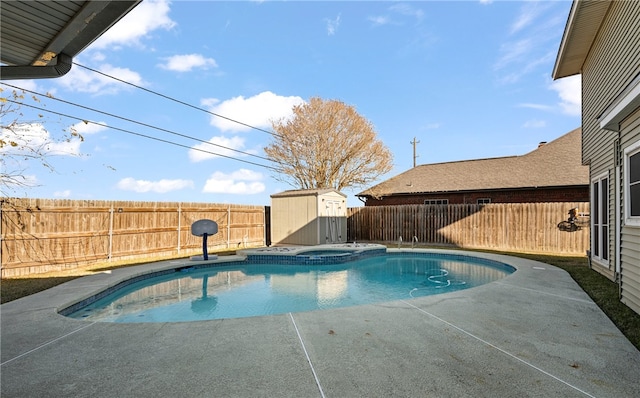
(1, 198, 266, 277)
(347, 202, 590, 256)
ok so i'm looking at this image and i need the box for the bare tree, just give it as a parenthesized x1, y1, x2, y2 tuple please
(0, 87, 83, 197)
(265, 97, 393, 191)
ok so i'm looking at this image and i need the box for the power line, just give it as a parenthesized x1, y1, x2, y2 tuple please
(1, 82, 274, 164)
(73, 62, 283, 139)
(6, 99, 280, 172)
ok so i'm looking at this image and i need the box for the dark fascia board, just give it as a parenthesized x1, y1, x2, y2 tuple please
(1, 53, 72, 80)
(52, 1, 141, 61)
(357, 184, 590, 199)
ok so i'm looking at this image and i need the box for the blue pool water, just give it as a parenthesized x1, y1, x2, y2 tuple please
(66, 253, 514, 323)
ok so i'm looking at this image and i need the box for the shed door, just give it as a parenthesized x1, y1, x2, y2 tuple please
(325, 200, 342, 243)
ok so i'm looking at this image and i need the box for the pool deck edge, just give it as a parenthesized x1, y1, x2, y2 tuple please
(1, 250, 639, 398)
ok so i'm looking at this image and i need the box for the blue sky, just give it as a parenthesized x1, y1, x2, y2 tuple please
(1, 0, 580, 207)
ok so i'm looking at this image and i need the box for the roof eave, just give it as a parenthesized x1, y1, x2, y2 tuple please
(552, 0, 611, 80)
(0, 1, 141, 80)
(358, 184, 589, 199)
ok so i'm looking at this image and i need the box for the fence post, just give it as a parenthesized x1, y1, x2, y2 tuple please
(108, 205, 114, 261)
(227, 205, 231, 249)
(177, 203, 181, 254)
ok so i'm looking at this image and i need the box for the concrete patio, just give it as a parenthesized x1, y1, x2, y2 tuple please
(2, 250, 639, 397)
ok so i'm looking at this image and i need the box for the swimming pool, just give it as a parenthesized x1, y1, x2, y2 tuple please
(63, 249, 514, 323)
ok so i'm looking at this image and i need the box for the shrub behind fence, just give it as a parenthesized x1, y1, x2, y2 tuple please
(347, 202, 589, 256)
(1, 198, 266, 277)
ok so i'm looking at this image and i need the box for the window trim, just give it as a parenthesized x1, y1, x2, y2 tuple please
(591, 171, 609, 265)
(477, 198, 491, 204)
(624, 139, 640, 226)
(599, 73, 640, 131)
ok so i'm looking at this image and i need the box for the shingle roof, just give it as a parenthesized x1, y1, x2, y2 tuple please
(358, 128, 588, 198)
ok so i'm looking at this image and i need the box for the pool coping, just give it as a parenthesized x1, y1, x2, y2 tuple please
(2, 249, 639, 397)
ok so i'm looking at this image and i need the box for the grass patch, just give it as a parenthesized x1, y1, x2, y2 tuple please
(1, 246, 639, 351)
(1, 277, 80, 304)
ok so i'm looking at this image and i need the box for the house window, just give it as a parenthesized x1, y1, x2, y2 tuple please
(592, 172, 609, 263)
(424, 199, 448, 205)
(477, 198, 491, 204)
(624, 139, 640, 226)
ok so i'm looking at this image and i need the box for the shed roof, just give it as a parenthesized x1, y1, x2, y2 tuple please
(358, 128, 587, 199)
(271, 188, 347, 199)
(1, 1, 140, 80)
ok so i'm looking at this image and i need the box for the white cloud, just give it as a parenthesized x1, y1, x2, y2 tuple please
(53, 0, 172, 95)
(422, 122, 442, 130)
(116, 177, 194, 193)
(516, 75, 581, 116)
(70, 121, 108, 135)
(202, 91, 305, 133)
(510, 4, 537, 34)
(550, 75, 581, 116)
(159, 54, 218, 72)
(54, 190, 72, 198)
(0, 123, 82, 156)
(4, 80, 39, 93)
(90, 0, 176, 50)
(369, 4, 423, 28)
(496, 51, 554, 85)
(22, 174, 38, 187)
(203, 169, 265, 194)
(90, 52, 107, 62)
(494, 2, 564, 84)
(57, 63, 144, 95)
(325, 14, 341, 36)
(511, 2, 554, 35)
(368, 16, 391, 26)
(517, 103, 554, 111)
(189, 136, 247, 162)
(494, 39, 532, 71)
(522, 119, 546, 128)
(389, 4, 424, 20)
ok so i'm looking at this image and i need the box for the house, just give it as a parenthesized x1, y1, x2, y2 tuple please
(553, 0, 640, 315)
(357, 128, 589, 206)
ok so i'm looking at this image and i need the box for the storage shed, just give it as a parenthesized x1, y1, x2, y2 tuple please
(270, 189, 347, 246)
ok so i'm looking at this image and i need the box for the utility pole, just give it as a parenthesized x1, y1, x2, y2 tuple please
(410, 137, 420, 167)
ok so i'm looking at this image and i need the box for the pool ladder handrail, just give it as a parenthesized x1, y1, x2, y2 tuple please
(398, 236, 403, 249)
(411, 236, 418, 249)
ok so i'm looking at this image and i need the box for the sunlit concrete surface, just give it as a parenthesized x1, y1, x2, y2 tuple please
(2, 250, 639, 397)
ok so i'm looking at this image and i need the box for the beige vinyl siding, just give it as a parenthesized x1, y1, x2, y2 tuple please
(582, 0, 640, 166)
(620, 109, 640, 314)
(621, 238, 640, 314)
(581, 0, 640, 276)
